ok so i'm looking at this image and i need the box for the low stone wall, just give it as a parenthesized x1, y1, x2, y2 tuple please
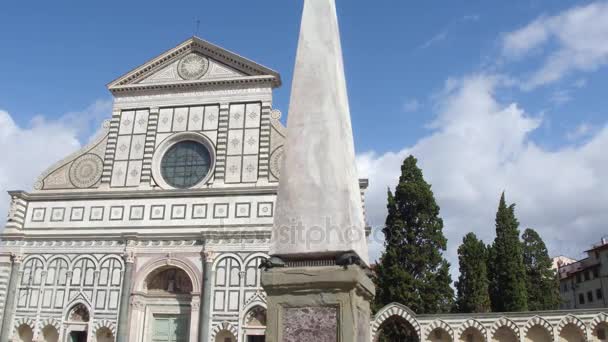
(372, 303, 608, 342)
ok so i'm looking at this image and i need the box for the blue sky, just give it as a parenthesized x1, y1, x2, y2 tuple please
(1, 1, 607, 268)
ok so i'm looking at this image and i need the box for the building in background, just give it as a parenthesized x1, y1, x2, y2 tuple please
(556, 238, 608, 309)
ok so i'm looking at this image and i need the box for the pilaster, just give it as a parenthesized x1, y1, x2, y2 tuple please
(199, 251, 216, 342)
(0, 253, 23, 342)
(116, 238, 137, 342)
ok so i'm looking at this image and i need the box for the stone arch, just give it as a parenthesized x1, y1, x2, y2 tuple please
(212, 253, 243, 270)
(590, 313, 608, 342)
(13, 317, 36, 330)
(590, 313, 608, 333)
(457, 319, 487, 342)
(211, 321, 239, 341)
(243, 305, 267, 326)
(522, 316, 554, 341)
(243, 252, 269, 265)
(39, 317, 61, 331)
(371, 303, 421, 341)
(15, 323, 34, 342)
(95, 327, 115, 342)
(425, 319, 454, 342)
(13, 317, 36, 338)
(558, 315, 588, 342)
(93, 320, 117, 337)
(70, 255, 99, 269)
(65, 301, 91, 322)
(40, 325, 59, 342)
(490, 317, 520, 341)
(45, 255, 70, 268)
(133, 256, 201, 293)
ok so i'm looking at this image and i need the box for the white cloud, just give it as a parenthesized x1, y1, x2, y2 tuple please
(420, 30, 448, 50)
(403, 99, 421, 113)
(0, 100, 111, 226)
(502, 2, 608, 89)
(358, 74, 608, 275)
(566, 122, 594, 141)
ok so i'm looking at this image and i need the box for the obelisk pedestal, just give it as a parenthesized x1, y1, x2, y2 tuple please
(261, 0, 374, 341)
(262, 266, 374, 342)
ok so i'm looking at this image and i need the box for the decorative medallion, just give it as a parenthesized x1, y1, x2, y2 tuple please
(269, 146, 284, 179)
(177, 53, 210, 80)
(69, 154, 103, 188)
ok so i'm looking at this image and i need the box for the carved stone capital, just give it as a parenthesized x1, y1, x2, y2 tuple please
(123, 251, 136, 264)
(131, 296, 145, 310)
(10, 253, 23, 264)
(203, 251, 217, 263)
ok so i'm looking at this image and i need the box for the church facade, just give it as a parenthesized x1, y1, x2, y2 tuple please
(0, 37, 607, 342)
(0, 37, 287, 342)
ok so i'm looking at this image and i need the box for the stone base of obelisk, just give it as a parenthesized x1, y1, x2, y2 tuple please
(261, 265, 375, 342)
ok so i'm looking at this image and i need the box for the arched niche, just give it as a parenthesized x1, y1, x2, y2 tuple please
(95, 327, 114, 342)
(242, 305, 267, 341)
(42, 325, 59, 342)
(560, 323, 586, 342)
(16, 324, 34, 342)
(525, 325, 552, 342)
(375, 316, 420, 342)
(145, 266, 193, 295)
(492, 326, 518, 342)
(460, 327, 486, 342)
(216, 330, 237, 342)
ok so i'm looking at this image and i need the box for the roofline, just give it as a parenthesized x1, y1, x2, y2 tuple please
(106, 36, 282, 90)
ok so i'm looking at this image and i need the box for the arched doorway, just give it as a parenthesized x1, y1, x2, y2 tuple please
(65, 303, 90, 342)
(136, 266, 195, 342)
(376, 316, 420, 342)
(242, 305, 267, 342)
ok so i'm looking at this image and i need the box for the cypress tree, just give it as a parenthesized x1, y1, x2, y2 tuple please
(375, 155, 454, 318)
(487, 192, 528, 312)
(455, 233, 491, 313)
(522, 228, 560, 310)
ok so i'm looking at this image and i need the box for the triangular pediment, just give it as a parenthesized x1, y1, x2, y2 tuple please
(107, 36, 281, 93)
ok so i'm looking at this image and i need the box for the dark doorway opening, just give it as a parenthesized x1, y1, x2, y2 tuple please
(69, 331, 87, 342)
(247, 336, 265, 342)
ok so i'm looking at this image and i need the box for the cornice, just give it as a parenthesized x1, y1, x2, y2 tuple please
(109, 75, 277, 96)
(8, 185, 279, 202)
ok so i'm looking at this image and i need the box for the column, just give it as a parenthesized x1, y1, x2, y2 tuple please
(116, 251, 135, 342)
(0, 254, 23, 342)
(198, 252, 216, 342)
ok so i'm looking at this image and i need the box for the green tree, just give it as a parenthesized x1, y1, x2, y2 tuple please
(522, 228, 560, 310)
(455, 233, 491, 313)
(487, 193, 528, 312)
(374, 155, 454, 319)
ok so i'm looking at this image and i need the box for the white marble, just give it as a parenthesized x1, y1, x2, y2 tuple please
(270, 0, 369, 264)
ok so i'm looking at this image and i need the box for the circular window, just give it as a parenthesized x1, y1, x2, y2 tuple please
(160, 140, 211, 189)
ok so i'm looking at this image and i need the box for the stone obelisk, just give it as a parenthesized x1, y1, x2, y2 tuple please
(261, 0, 374, 341)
